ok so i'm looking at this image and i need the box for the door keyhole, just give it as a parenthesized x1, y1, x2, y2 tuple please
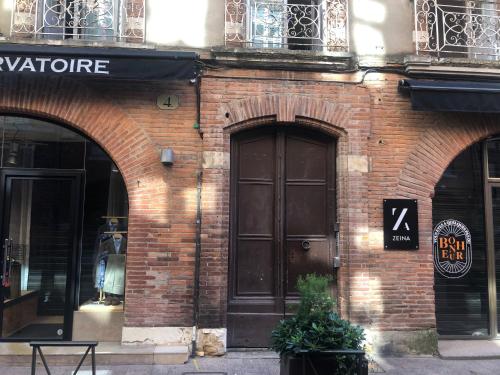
(301, 240, 311, 251)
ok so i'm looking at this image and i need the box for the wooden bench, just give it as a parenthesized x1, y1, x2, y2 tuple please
(30, 341, 98, 375)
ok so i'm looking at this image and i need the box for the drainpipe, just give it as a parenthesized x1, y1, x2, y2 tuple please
(191, 64, 204, 357)
(193, 67, 203, 139)
(191, 170, 203, 357)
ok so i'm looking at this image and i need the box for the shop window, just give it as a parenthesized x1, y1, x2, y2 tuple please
(433, 143, 489, 336)
(0, 116, 128, 341)
(487, 139, 500, 178)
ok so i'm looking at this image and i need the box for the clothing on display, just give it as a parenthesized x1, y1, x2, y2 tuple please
(103, 254, 126, 295)
(92, 218, 127, 301)
(95, 259, 106, 289)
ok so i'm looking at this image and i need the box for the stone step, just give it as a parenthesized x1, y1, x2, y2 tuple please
(439, 340, 500, 359)
(0, 342, 189, 366)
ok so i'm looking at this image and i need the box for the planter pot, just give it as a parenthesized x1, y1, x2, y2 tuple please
(280, 350, 368, 375)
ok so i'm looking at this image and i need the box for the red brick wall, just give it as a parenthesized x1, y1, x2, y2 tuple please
(198, 68, 500, 334)
(199, 69, 371, 328)
(3, 70, 500, 336)
(0, 75, 200, 328)
(368, 75, 500, 330)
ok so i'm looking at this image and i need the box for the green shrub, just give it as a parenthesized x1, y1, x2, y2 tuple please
(271, 274, 365, 356)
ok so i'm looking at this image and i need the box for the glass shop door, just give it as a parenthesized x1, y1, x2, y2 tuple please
(0, 169, 82, 341)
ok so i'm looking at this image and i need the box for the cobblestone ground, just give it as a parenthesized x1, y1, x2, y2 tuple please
(2, 352, 500, 375)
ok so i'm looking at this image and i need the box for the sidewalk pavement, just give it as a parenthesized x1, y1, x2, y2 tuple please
(2, 351, 500, 375)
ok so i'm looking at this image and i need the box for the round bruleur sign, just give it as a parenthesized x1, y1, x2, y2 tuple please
(433, 219, 472, 279)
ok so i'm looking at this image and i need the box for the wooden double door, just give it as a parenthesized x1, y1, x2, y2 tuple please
(228, 127, 336, 347)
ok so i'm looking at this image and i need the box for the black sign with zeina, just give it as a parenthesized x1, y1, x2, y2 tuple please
(383, 199, 419, 250)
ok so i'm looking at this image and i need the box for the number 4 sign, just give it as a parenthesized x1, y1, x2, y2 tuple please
(157, 94, 180, 110)
(383, 199, 419, 250)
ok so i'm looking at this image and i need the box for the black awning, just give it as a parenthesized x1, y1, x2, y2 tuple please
(0, 43, 199, 80)
(398, 79, 500, 113)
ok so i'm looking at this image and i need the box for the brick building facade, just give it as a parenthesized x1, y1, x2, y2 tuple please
(1, 0, 500, 361)
(195, 64, 500, 351)
(3, 54, 498, 354)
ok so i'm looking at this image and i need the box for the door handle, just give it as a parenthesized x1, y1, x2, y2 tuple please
(2, 238, 8, 284)
(7, 239, 13, 283)
(301, 240, 311, 251)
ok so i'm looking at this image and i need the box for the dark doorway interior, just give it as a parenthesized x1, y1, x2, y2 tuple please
(433, 143, 489, 336)
(433, 138, 500, 338)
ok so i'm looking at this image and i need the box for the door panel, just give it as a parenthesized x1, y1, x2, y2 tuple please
(238, 184, 274, 235)
(0, 170, 81, 341)
(228, 128, 335, 347)
(285, 137, 328, 180)
(28, 179, 73, 317)
(228, 130, 280, 347)
(286, 239, 331, 295)
(284, 132, 333, 306)
(236, 239, 275, 295)
(285, 185, 327, 235)
(239, 136, 276, 180)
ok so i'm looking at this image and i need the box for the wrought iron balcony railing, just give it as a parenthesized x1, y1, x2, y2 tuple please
(11, 0, 145, 42)
(415, 0, 500, 59)
(225, 0, 348, 51)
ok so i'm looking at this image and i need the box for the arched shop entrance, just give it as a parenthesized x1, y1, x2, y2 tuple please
(434, 137, 500, 338)
(0, 115, 128, 341)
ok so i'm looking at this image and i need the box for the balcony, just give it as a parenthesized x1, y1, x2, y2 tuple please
(415, 0, 500, 60)
(10, 0, 145, 43)
(225, 0, 349, 52)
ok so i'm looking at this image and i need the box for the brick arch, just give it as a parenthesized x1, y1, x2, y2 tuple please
(199, 93, 356, 326)
(221, 94, 349, 136)
(0, 75, 162, 194)
(397, 116, 500, 199)
(0, 75, 170, 327)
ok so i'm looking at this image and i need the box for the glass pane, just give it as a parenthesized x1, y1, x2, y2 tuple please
(2, 178, 74, 339)
(433, 143, 489, 336)
(40, 0, 116, 41)
(487, 139, 500, 178)
(79, 143, 128, 311)
(0, 116, 85, 169)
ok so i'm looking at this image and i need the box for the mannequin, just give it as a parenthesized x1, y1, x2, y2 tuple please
(93, 218, 127, 304)
(101, 232, 127, 305)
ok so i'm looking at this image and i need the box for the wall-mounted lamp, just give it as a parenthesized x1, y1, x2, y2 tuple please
(160, 148, 174, 166)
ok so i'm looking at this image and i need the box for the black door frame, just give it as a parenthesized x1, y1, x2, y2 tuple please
(0, 168, 84, 342)
(484, 142, 500, 339)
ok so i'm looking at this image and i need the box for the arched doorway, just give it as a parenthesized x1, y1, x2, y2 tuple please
(227, 126, 337, 347)
(433, 137, 500, 338)
(0, 115, 128, 341)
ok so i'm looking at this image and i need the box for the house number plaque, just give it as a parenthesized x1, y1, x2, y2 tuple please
(157, 94, 179, 110)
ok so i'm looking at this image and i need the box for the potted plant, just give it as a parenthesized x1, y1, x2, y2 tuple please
(271, 274, 368, 375)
